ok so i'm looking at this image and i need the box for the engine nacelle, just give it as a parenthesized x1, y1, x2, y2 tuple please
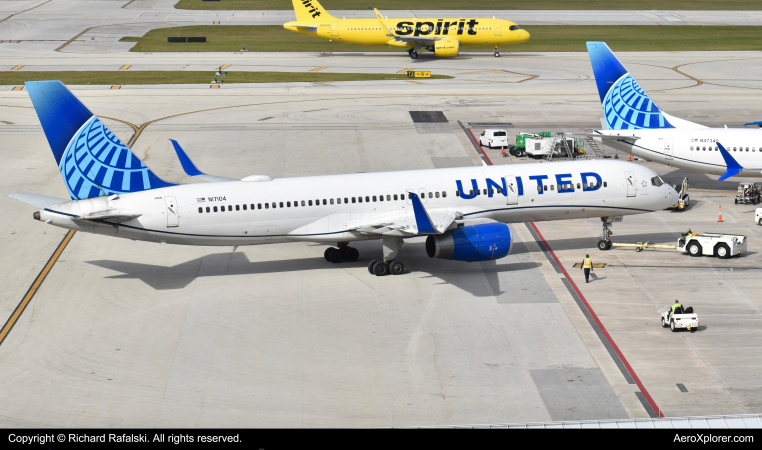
(434, 39, 459, 57)
(425, 223, 512, 262)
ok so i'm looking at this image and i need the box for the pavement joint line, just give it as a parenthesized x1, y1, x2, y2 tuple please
(120, 65, 131, 70)
(11, 65, 23, 71)
(528, 222, 664, 418)
(0, 230, 75, 347)
(309, 66, 328, 72)
(0, 0, 53, 23)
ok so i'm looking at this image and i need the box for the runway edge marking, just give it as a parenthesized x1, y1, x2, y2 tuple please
(0, 230, 75, 347)
(527, 222, 664, 418)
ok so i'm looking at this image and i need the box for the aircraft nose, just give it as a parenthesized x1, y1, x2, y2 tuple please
(521, 30, 530, 42)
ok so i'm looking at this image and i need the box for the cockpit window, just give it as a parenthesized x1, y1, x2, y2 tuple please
(509, 25, 521, 31)
(651, 176, 664, 187)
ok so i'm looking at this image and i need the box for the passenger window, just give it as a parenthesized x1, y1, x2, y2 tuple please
(213, 206, 218, 212)
(309, 200, 313, 206)
(352, 197, 356, 203)
(543, 185, 548, 191)
(386, 195, 391, 201)
(428, 192, 433, 198)
(220, 206, 225, 212)
(435, 192, 440, 198)
(456, 191, 460, 197)
(265, 203, 269, 209)
(394, 194, 398, 200)
(287, 201, 291, 207)
(243, 204, 247, 210)
(322, 199, 327, 205)
(577, 183, 581, 189)
(690, 146, 693, 150)
(604, 181, 608, 187)
(442, 191, 446, 198)
(344, 198, 348, 203)
(206, 206, 210, 213)
(236, 205, 240, 211)
(401, 194, 405, 200)
(537, 186, 541, 192)
(469, 190, 474, 196)
(489, 189, 494, 194)
(257, 203, 261, 209)
(550, 185, 555, 191)
(379, 195, 383, 202)
(301, 200, 305, 206)
(330, 199, 334, 205)
(373, 196, 377, 202)
(198, 207, 202, 213)
(358, 197, 362, 203)
(483, 189, 487, 195)
(272, 202, 276, 208)
(365, 196, 369, 202)
(596, 182, 601, 188)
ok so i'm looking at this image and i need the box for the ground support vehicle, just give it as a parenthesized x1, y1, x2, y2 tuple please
(514, 132, 550, 156)
(735, 182, 762, 205)
(661, 307, 699, 332)
(479, 129, 509, 149)
(524, 135, 577, 159)
(678, 231, 747, 258)
(756, 207, 762, 225)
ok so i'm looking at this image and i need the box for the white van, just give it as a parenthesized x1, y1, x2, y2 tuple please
(479, 129, 508, 149)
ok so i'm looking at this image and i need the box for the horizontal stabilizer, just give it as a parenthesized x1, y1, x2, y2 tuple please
(717, 142, 743, 181)
(74, 211, 142, 222)
(7, 193, 67, 208)
(169, 139, 237, 183)
(296, 25, 318, 32)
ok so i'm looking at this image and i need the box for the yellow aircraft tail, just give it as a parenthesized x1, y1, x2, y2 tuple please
(292, 0, 335, 21)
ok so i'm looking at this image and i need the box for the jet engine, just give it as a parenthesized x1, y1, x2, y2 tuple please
(425, 223, 512, 262)
(433, 39, 459, 57)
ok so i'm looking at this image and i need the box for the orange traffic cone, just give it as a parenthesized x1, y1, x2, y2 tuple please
(501, 147, 506, 157)
(628, 154, 632, 161)
(718, 206, 723, 222)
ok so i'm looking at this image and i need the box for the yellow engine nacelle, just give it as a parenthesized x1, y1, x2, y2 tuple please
(434, 39, 459, 57)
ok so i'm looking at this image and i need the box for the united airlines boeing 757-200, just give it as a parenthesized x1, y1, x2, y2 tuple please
(587, 41, 762, 181)
(9, 81, 677, 276)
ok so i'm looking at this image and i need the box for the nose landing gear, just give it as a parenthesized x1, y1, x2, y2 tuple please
(597, 216, 617, 250)
(493, 45, 500, 57)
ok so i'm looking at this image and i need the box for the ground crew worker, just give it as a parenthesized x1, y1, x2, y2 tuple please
(581, 254, 593, 283)
(670, 300, 683, 319)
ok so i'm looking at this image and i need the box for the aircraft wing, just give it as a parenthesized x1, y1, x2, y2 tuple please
(169, 139, 238, 183)
(7, 193, 68, 208)
(351, 192, 459, 236)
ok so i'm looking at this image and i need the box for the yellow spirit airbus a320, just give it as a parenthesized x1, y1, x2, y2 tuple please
(284, 0, 530, 59)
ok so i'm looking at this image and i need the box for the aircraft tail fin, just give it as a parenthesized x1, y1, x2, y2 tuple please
(587, 42, 683, 130)
(26, 80, 175, 200)
(291, 0, 334, 21)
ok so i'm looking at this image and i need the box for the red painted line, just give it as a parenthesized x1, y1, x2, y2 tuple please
(528, 222, 664, 418)
(465, 128, 494, 166)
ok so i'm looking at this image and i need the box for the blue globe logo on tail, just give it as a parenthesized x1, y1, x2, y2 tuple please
(603, 74, 673, 130)
(60, 117, 173, 199)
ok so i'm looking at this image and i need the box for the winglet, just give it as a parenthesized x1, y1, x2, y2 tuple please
(373, 8, 383, 20)
(376, 9, 395, 37)
(408, 192, 438, 234)
(717, 142, 743, 181)
(169, 139, 204, 177)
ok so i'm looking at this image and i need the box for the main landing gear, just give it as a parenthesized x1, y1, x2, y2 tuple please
(367, 236, 406, 276)
(324, 242, 359, 263)
(597, 216, 616, 250)
(408, 49, 418, 60)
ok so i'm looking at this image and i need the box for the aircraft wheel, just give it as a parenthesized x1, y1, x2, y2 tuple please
(409, 50, 418, 60)
(389, 260, 405, 275)
(343, 247, 359, 262)
(324, 247, 335, 261)
(373, 261, 389, 276)
(597, 239, 611, 251)
(328, 248, 343, 263)
(368, 260, 379, 274)
(494, 51, 500, 57)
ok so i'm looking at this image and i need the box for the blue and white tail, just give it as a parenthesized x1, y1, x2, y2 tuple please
(26, 81, 175, 200)
(587, 42, 700, 130)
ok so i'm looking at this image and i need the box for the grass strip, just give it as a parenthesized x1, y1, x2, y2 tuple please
(175, 0, 762, 11)
(0, 71, 451, 85)
(122, 25, 762, 53)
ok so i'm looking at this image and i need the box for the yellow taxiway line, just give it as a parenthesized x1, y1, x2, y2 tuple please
(309, 66, 328, 72)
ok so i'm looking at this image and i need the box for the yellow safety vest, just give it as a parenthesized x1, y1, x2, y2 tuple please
(583, 258, 592, 269)
(671, 303, 682, 316)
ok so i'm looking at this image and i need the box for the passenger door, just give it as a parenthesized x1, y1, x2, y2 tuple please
(494, 20, 502, 36)
(504, 176, 518, 205)
(165, 196, 179, 227)
(625, 171, 636, 197)
(331, 23, 339, 37)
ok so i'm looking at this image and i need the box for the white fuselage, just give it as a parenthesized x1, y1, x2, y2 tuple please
(596, 128, 762, 177)
(38, 160, 677, 247)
